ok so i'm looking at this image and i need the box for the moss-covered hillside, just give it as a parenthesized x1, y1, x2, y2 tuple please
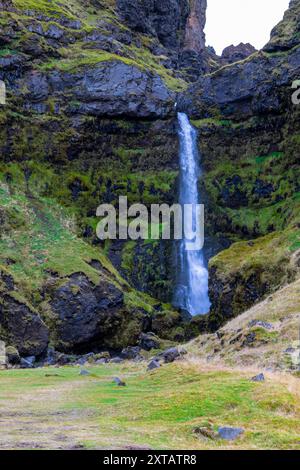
(0, 0, 299, 357)
(0, 179, 191, 355)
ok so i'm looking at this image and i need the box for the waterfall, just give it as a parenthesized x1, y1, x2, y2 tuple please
(173, 112, 211, 316)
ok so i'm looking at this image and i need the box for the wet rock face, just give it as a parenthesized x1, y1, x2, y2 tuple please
(23, 61, 175, 119)
(221, 43, 256, 64)
(0, 295, 49, 357)
(49, 273, 125, 352)
(182, 47, 300, 120)
(117, 0, 190, 49)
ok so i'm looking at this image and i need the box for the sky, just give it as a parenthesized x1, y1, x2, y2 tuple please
(205, 0, 290, 55)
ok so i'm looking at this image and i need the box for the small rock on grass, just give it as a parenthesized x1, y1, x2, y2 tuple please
(113, 377, 126, 387)
(193, 426, 218, 440)
(96, 358, 108, 365)
(110, 357, 123, 364)
(218, 427, 244, 441)
(251, 373, 265, 382)
(147, 360, 160, 371)
(248, 320, 274, 330)
(20, 356, 36, 369)
(79, 369, 90, 376)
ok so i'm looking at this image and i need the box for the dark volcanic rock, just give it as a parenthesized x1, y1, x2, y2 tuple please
(248, 320, 274, 331)
(0, 295, 49, 357)
(264, 0, 300, 52)
(110, 357, 124, 364)
(147, 359, 161, 371)
(180, 47, 300, 119)
(221, 43, 256, 64)
(139, 333, 160, 351)
(113, 377, 126, 386)
(68, 61, 175, 118)
(117, 0, 190, 49)
(20, 356, 36, 369)
(5, 346, 20, 365)
(121, 346, 142, 360)
(251, 373, 265, 382)
(49, 273, 124, 352)
(158, 347, 181, 363)
(25, 71, 49, 102)
(218, 427, 244, 441)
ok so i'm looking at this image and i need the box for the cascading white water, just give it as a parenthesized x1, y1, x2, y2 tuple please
(173, 112, 211, 316)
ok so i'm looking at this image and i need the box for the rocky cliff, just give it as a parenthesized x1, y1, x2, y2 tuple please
(179, 0, 300, 330)
(0, 0, 299, 360)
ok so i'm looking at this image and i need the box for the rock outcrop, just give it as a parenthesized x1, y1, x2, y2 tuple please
(178, 0, 300, 329)
(221, 43, 256, 64)
(117, 0, 190, 50)
(0, 0, 299, 353)
(264, 0, 300, 52)
(0, 292, 49, 357)
(183, 0, 207, 53)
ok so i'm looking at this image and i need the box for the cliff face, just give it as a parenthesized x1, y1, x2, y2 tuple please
(179, 0, 300, 330)
(0, 0, 299, 357)
(183, 0, 206, 53)
(0, 0, 197, 357)
(117, 0, 190, 50)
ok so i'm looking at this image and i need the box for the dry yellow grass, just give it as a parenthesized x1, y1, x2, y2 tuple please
(187, 278, 300, 371)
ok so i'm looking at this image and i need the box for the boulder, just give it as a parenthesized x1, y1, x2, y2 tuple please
(218, 427, 244, 441)
(139, 333, 160, 351)
(251, 373, 265, 382)
(121, 346, 142, 360)
(221, 43, 256, 64)
(96, 358, 108, 365)
(193, 426, 218, 440)
(0, 295, 49, 357)
(20, 356, 36, 369)
(94, 352, 111, 361)
(147, 360, 161, 371)
(113, 377, 126, 386)
(5, 346, 20, 365)
(110, 357, 124, 364)
(49, 273, 124, 352)
(158, 347, 181, 364)
(248, 320, 274, 331)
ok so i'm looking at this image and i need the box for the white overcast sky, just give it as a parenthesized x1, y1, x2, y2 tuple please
(205, 0, 290, 55)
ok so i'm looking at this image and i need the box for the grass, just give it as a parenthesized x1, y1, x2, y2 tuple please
(188, 278, 300, 371)
(9, 0, 187, 91)
(209, 228, 299, 278)
(0, 362, 299, 450)
(39, 44, 187, 92)
(0, 183, 110, 291)
(0, 180, 175, 318)
(0, 181, 141, 310)
(203, 145, 300, 237)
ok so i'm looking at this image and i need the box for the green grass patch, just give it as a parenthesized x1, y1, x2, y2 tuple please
(0, 363, 299, 449)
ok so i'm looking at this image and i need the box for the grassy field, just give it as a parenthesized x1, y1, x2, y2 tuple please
(0, 361, 299, 450)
